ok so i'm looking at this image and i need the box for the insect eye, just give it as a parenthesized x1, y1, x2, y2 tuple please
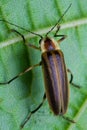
(39, 38, 42, 44)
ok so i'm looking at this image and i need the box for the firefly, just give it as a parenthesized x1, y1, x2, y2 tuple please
(0, 4, 79, 128)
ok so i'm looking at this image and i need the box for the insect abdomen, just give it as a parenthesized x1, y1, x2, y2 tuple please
(42, 50, 69, 115)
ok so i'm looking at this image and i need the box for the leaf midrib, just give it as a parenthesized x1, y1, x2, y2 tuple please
(0, 18, 87, 49)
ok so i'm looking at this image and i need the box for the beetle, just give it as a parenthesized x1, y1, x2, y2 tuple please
(0, 4, 79, 128)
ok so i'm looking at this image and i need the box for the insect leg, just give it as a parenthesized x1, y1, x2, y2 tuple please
(67, 69, 80, 88)
(11, 29, 26, 43)
(11, 29, 40, 50)
(21, 93, 46, 128)
(62, 115, 75, 123)
(0, 62, 41, 85)
(54, 25, 67, 43)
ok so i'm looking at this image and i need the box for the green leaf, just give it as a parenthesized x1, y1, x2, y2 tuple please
(0, 0, 87, 130)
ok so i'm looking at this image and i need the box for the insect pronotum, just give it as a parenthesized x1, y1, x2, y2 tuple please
(0, 4, 80, 129)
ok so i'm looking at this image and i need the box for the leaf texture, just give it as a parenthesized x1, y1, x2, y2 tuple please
(0, 0, 87, 130)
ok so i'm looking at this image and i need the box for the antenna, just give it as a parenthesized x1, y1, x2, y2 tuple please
(46, 3, 72, 36)
(0, 19, 43, 39)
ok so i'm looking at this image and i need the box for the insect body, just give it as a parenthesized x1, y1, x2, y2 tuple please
(41, 37, 68, 115)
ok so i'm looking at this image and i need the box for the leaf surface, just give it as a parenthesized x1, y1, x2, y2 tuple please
(0, 0, 87, 130)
